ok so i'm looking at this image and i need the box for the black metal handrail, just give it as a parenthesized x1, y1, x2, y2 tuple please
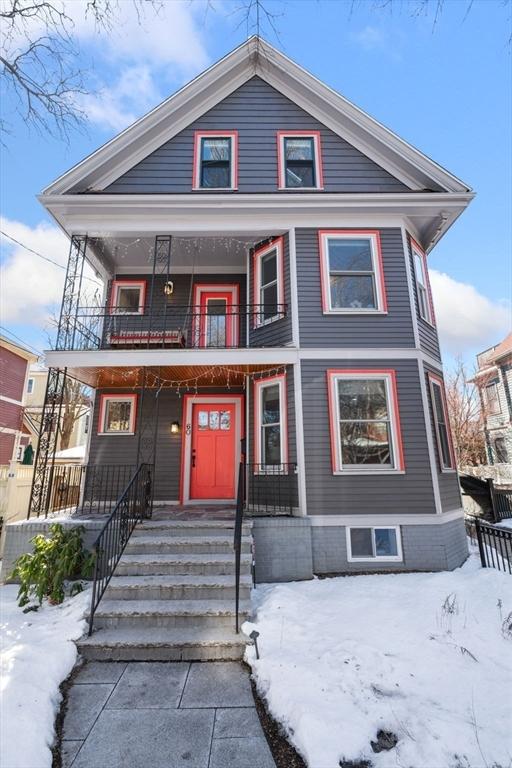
(234, 442, 247, 634)
(88, 463, 153, 634)
(61, 304, 288, 351)
(467, 516, 511, 575)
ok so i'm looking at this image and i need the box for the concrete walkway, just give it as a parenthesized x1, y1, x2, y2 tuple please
(61, 661, 276, 768)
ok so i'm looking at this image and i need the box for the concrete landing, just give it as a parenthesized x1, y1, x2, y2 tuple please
(61, 661, 276, 768)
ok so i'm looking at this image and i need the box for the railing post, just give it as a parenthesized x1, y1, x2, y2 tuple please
(488, 479, 499, 522)
(474, 517, 487, 568)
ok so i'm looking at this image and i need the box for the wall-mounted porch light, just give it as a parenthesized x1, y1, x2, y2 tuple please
(171, 420, 180, 434)
(164, 281, 174, 296)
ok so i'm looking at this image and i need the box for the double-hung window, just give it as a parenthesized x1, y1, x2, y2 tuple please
(411, 238, 434, 324)
(494, 437, 508, 463)
(193, 131, 238, 190)
(485, 381, 500, 414)
(27, 378, 34, 394)
(428, 374, 455, 470)
(254, 374, 288, 469)
(98, 394, 137, 435)
(347, 526, 403, 562)
(318, 231, 386, 313)
(277, 131, 323, 189)
(253, 238, 284, 326)
(327, 370, 404, 473)
(110, 280, 146, 315)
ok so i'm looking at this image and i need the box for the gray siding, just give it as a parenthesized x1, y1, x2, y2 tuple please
(296, 228, 416, 348)
(103, 77, 408, 195)
(406, 233, 442, 361)
(423, 362, 462, 511)
(301, 359, 437, 515)
(249, 234, 293, 347)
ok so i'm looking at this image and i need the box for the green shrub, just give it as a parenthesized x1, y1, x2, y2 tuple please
(10, 523, 95, 607)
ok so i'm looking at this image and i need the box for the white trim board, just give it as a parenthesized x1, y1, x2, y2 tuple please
(308, 508, 464, 526)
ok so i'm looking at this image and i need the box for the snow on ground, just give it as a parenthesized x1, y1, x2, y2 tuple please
(245, 551, 512, 768)
(497, 518, 512, 529)
(0, 586, 90, 768)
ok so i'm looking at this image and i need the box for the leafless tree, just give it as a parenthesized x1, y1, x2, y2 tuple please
(0, 0, 163, 142)
(445, 360, 487, 468)
(59, 376, 91, 450)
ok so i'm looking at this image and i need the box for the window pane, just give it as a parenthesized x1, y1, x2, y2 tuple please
(262, 384, 280, 424)
(285, 138, 313, 160)
(209, 411, 220, 430)
(338, 379, 388, 421)
(261, 282, 278, 320)
(201, 165, 230, 188)
(261, 251, 277, 285)
(286, 164, 314, 188)
(220, 411, 231, 431)
(432, 384, 446, 427)
(330, 275, 376, 309)
(105, 401, 131, 432)
(438, 424, 451, 467)
(262, 424, 281, 464)
(375, 529, 398, 557)
(201, 138, 230, 161)
(495, 438, 508, 463)
(339, 421, 392, 465)
(414, 252, 425, 287)
(117, 287, 141, 312)
(350, 528, 373, 557)
(417, 284, 429, 319)
(198, 411, 208, 430)
(328, 239, 373, 272)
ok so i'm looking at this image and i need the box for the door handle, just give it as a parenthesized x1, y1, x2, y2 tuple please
(191, 449, 196, 468)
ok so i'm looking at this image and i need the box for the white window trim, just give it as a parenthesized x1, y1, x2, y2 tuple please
(328, 371, 404, 474)
(347, 525, 403, 563)
(411, 241, 434, 326)
(319, 231, 387, 314)
(110, 280, 146, 316)
(253, 239, 285, 328)
(98, 394, 137, 435)
(254, 373, 288, 469)
(193, 131, 238, 191)
(27, 378, 34, 394)
(428, 376, 456, 472)
(485, 380, 501, 415)
(277, 132, 323, 190)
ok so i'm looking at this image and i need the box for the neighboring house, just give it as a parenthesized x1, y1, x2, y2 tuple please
(472, 333, 512, 467)
(0, 335, 37, 465)
(26, 37, 475, 586)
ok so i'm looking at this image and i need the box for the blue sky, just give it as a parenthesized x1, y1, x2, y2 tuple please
(0, 0, 510, 370)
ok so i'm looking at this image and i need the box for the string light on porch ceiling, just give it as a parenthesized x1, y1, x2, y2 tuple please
(96, 234, 281, 262)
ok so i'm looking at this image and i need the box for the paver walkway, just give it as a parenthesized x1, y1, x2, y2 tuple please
(61, 660, 276, 768)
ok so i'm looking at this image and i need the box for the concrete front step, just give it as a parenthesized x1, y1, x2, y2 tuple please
(77, 627, 250, 661)
(105, 573, 252, 601)
(125, 535, 252, 555)
(134, 519, 252, 537)
(93, 599, 251, 630)
(116, 552, 253, 576)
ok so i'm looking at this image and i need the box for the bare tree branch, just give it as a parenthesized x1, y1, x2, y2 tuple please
(445, 360, 487, 468)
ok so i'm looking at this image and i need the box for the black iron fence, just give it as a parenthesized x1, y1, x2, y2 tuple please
(89, 463, 153, 634)
(62, 304, 288, 351)
(247, 463, 299, 516)
(489, 480, 512, 522)
(467, 516, 511, 575)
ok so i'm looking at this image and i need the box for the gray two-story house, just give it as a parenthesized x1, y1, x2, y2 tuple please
(24, 37, 474, 660)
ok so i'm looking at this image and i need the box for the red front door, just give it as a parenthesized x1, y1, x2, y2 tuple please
(190, 403, 237, 499)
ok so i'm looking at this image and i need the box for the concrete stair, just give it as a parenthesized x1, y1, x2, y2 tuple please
(77, 517, 253, 662)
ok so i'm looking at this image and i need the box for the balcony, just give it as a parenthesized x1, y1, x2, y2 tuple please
(57, 303, 288, 352)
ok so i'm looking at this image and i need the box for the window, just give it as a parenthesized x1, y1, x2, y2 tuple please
(110, 280, 146, 315)
(494, 438, 508, 464)
(98, 394, 137, 435)
(27, 378, 34, 394)
(318, 230, 387, 313)
(84, 413, 90, 435)
(327, 370, 404, 473)
(485, 381, 500, 414)
(254, 373, 288, 467)
(253, 239, 284, 326)
(428, 374, 455, 470)
(347, 527, 403, 562)
(277, 131, 323, 189)
(411, 238, 434, 324)
(193, 131, 238, 190)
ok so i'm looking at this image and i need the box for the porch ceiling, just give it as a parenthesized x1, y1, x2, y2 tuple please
(66, 364, 280, 389)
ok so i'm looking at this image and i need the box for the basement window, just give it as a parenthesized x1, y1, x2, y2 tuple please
(347, 526, 403, 562)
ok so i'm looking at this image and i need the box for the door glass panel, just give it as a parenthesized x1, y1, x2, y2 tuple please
(198, 411, 208, 430)
(206, 298, 227, 347)
(220, 411, 231, 430)
(116, 287, 141, 313)
(209, 411, 220, 430)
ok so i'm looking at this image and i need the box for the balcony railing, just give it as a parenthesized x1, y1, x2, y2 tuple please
(56, 304, 288, 351)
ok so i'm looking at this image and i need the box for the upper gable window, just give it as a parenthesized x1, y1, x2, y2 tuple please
(277, 131, 323, 190)
(193, 131, 238, 190)
(410, 237, 435, 325)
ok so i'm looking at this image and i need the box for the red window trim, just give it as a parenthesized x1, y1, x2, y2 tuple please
(109, 280, 146, 315)
(253, 372, 288, 467)
(192, 284, 240, 347)
(192, 130, 239, 190)
(427, 372, 456, 470)
(98, 393, 138, 435)
(410, 236, 436, 326)
(318, 230, 388, 314)
(252, 237, 285, 328)
(276, 130, 324, 190)
(326, 368, 405, 473)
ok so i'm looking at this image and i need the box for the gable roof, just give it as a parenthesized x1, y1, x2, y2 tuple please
(42, 36, 471, 196)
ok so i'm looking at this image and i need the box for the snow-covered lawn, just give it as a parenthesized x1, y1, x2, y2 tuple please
(245, 551, 512, 768)
(0, 586, 89, 768)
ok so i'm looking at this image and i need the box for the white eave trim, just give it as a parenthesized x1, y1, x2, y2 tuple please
(40, 37, 472, 197)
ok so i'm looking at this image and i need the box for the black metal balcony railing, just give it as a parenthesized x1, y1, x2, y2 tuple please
(56, 304, 288, 351)
(247, 463, 299, 516)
